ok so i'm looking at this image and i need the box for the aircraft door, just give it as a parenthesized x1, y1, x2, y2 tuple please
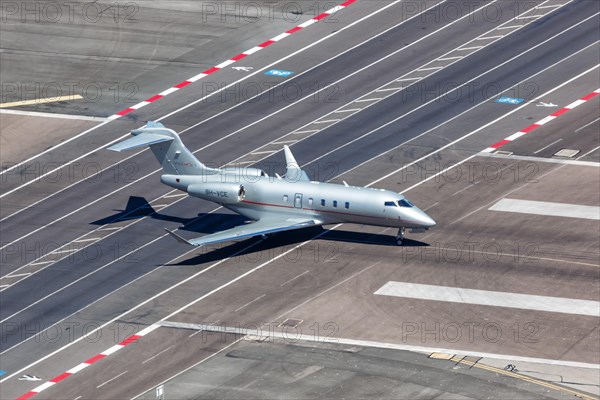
(294, 193, 302, 208)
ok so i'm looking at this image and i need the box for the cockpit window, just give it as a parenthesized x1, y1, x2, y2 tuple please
(384, 201, 397, 207)
(398, 199, 414, 207)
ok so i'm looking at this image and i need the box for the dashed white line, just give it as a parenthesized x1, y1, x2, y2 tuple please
(141, 345, 174, 364)
(96, 370, 128, 388)
(280, 270, 310, 287)
(533, 138, 563, 154)
(234, 294, 266, 312)
(575, 116, 600, 132)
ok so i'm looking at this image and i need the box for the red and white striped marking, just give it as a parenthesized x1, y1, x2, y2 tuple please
(482, 88, 600, 153)
(16, 324, 160, 400)
(107, 0, 356, 121)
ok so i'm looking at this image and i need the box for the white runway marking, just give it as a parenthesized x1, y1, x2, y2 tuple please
(489, 198, 600, 220)
(0, 109, 106, 121)
(533, 138, 563, 154)
(280, 270, 310, 287)
(234, 294, 266, 312)
(374, 282, 600, 316)
(96, 370, 128, 388)
(575, 116, 600, 132)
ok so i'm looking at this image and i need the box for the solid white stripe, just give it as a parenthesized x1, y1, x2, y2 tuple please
(271, 32, 290, 42)
(566, 99, 586, 108)
(67, 363, 89, 374)
(159, 87, 179, 96)
(101, 344, 124, 356)
(504, 131, 526, 141)
(138, 324, 160, 336)
(215, 60, 235, 68)
(187, 73, 207, 82)
(489, 198, 600, 220)
(32, 381, 55, 392)
(299, 19, 316, 28)
(536, 115, 556, 125)
(243, 46, 262, 55)
(326, 5, 344, 13)
(375, 281, 600, 316)
(130, 101, 149, 110)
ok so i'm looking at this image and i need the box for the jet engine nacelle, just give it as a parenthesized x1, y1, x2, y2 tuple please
(187, 182, 245, 204)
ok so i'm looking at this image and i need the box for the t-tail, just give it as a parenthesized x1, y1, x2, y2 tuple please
(107, 121, 219, 176)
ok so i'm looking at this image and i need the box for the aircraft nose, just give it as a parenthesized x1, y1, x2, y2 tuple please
(418, 210, 436, 228)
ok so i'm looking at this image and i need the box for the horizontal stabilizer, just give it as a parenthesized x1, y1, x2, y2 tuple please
(107, 133, 173, 152)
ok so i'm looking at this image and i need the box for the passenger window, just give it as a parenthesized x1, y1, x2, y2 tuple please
(283, 195, 288, 203)
(384, 201, 397, 207)
(308, 198, 313, 206)
(345, 202, 349, 209)
(333, 201, 338, 208)
(321, 199, 325, 207)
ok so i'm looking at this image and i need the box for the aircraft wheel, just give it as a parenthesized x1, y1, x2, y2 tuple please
(396, 238, 404, 246)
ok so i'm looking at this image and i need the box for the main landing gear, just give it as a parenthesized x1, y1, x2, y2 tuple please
(396, 227, 405, 246)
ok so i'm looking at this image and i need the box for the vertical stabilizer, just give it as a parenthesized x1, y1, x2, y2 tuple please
(108, 122, 219, 176)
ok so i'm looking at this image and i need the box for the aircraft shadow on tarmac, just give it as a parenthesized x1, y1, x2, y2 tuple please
(91, 196, 246, 231)
(91, 196, 429, 266)
(170, 225, 430, 266)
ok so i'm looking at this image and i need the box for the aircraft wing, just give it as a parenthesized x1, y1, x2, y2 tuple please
(164, 217, 322, 247)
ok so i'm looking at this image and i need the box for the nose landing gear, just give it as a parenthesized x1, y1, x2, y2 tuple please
(396, 227, 405, 246)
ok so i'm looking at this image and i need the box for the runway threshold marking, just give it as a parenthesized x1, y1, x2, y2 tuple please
(374, 282, 600, 316)
(489, 199, 600, 221)
(0, 95, 83, 108)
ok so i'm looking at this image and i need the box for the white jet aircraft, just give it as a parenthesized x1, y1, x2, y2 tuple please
(108, 122, 435, 246)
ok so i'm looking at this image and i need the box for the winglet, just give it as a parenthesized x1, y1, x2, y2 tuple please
(283, 145, 299, 168)
(164, 228, 195, 246)
(283, 145, 310, 182)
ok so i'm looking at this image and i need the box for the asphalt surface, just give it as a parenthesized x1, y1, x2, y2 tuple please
(1, 0, 599, 398)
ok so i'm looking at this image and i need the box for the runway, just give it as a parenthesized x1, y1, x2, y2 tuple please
(1, 0, 598, 398)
